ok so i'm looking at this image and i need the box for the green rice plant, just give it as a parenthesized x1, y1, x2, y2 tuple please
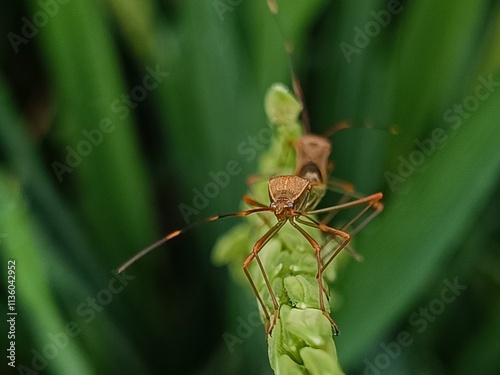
(2, 0, 500, 374)
(214, 84, 344, 375)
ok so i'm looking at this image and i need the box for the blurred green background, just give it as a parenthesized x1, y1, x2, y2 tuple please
(1, 0, 500, 374)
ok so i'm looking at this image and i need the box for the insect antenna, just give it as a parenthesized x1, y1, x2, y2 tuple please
(117, 204, 273, 274)
(267, 0, 311, 134)
(322, 120, 399, 139)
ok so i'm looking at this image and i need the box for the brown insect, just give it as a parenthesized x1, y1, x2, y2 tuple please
(294, 131, 384, 261)
(117, 171, 380, 335)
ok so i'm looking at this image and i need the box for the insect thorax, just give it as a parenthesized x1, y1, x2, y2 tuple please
(294, 134, 331, 184)
(268, 176, 312, 216)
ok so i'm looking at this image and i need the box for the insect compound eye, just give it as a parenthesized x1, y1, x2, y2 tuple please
(270, 202, 277, 208)
(287, 202, 294, 208)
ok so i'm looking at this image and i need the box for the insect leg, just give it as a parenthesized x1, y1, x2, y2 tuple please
(243, 220, 285, 335)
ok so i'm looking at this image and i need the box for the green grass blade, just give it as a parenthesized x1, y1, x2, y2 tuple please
(335, 77, 500, 367)
(26, 0, 157, 258)
(0, 174, 93, 375)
